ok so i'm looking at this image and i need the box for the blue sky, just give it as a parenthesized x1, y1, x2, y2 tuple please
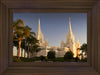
(13, 13, 87, 47)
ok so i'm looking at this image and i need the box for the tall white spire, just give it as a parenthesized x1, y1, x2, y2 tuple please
(66, 17, 76, 57)
(36, 18, 46, 47)
(36, 18, 43, 41)
(68, 17, 73, 36)
(37, 18, 41, 34)
(66, 17, 74, 44)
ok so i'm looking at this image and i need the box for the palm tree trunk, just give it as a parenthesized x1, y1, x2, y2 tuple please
(18, 39, 21, 59)
(24, 39, 26, 58)
(28, 44, 30, 58)
(30, 45, 32, 58)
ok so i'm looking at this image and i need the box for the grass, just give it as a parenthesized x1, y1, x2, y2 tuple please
(13, 56, 40, 62)
(13, 56, 87, 62)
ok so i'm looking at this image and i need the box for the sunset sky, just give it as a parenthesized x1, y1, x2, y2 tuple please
(13, 13, 87, 47)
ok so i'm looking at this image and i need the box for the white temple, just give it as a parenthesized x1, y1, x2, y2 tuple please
(60, 17, 80, 57)
(36, 18, 81, 58)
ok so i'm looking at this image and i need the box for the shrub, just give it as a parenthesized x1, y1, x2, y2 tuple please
(74, 57, 80, 62)
(47, 51, 55, 59)
(13, 56, 22, 62)
(64, 51, 73, 60)
(81, 58, 87, 62)
(45, 56, 48, 61)
(40, 55, 45, 61)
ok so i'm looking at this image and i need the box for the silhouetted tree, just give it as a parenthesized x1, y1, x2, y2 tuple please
(64, 51, 73, 60)
(47, 51, 55, 59)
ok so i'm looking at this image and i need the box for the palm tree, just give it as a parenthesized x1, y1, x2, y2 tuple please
(32, 44, 41, 57)
(30, 35, 40, 57)
(13, 19, 41, 59)
(23, 26, 31, 58)
(13, 19, 25, 59)
(21, 39, 25, 57)
(26, 35, 35, 58)
(26, 33, 40, 58)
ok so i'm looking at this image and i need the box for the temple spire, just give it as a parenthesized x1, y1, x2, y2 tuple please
(68, 17, 73, 35)
(69, 17, 72, 32)
(37, 18, 41, 34)
(36, 18, 42, 40)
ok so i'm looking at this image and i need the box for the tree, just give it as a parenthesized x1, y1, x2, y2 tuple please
(64, 51, 73, 60)
(13, 19, 40, 59)
(21, 39, 25, 57)
(40, 56, 45, 61)
(47, 51, 55, 59)
(26, 34, 39, 58)
(23, 26, 31, 58)
(32, 44, 41, 57)
(13, 19, 25, 59)
(80, 43, 87, 60)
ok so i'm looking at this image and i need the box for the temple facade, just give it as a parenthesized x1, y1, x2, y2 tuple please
(36, 18, 81, 58)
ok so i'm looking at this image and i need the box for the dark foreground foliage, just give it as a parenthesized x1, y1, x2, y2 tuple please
(64, 51, 74, 60)
(13, 56, 85, 62)
(13, 51, 87, 62)
(47, 51, 55, 59)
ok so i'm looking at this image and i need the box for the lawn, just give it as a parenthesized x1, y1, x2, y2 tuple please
(13, 56, 80, 62)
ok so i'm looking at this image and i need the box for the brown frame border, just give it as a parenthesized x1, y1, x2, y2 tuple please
(0, 0, 100, 74)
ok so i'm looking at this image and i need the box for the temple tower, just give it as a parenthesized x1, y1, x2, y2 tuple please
(36, 18, 44, 46)
(66, 17, 76, 57)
